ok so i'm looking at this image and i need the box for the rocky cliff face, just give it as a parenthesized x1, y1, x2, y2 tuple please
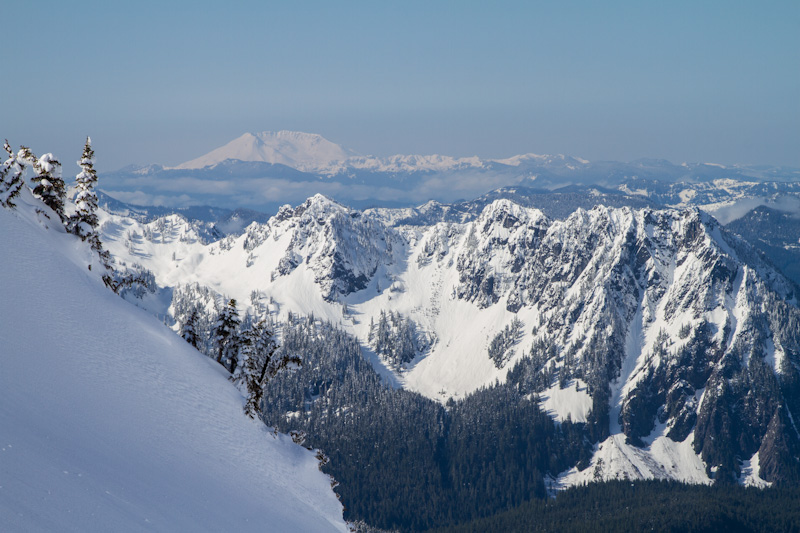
(446, 201, 800, 483)
(269, 194, 401, 301)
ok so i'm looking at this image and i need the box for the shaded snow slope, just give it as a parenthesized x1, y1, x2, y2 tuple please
(0, 197, 346, 532)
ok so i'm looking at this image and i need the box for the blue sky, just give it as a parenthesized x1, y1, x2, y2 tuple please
(5, 1, 799, 170)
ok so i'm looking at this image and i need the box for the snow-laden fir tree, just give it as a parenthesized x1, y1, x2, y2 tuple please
(487, 316, 524, 368)
(368, 310, 425, 366)
(24, 148, 66, 222)
(238, 319, 301, 418)
(0, 140, 26, 208)
(181, 309, 200, 348)
(68, 138, 105, 253)
(214, 298, 241, 373)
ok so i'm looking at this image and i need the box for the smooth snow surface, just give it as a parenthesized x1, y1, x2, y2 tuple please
(739, 451, 771, 488)
(539, 379, 592, 423)
(0, 199, 346, 532)
(556, 431, 710, 488)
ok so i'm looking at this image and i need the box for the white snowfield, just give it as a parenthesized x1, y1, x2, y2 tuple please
(539, 379, 592, 423)
(555, 431, 711, 488)
(0, 193, 347, 532)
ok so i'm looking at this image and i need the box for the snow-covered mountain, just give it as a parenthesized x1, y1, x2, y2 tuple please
(175, 131, 359, 171)
(97, 192, 800, 487)
(0, 189, 347, 531)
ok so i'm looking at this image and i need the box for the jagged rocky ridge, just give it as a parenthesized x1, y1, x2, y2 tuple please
(270, 196, 401, 300)
(98, 193, 800, 485)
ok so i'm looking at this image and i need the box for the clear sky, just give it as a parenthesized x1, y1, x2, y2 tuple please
(5, 1, 799, 171)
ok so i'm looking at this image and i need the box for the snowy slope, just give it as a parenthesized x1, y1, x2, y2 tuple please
(0, 193, 347, 532)
(175, 131, 357, 171)
(555, 431, 710, 488)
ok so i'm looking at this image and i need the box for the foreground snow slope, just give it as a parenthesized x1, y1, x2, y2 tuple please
(0, 199, 346, 532)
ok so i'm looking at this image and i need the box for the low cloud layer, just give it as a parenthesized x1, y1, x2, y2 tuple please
(100, 168, 534, 212)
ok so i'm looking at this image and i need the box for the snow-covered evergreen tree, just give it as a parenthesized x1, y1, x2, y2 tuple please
(102, 262, 156, 296)
(181, 309, 200, 348)
(369, 310, 428, 366)
(238, 319, 300, 418)
(214, 298, 241, 373)
(170, 283, 218, 354)
(68, 138, 100, 238)
(0, 140, 25, 208)
(487, 316, 523, 368)
(25, 148, 66, 221)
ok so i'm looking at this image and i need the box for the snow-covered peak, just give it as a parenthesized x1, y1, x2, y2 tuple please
(293, 193, 349, 218)
(268, 195, 398, 301)
(175, 131, 358, 171)
(172, 131, 593, 177)
(476, 198, 547, 226)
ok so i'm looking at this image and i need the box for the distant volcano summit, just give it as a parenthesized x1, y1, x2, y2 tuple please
(175, 131, 358, 171)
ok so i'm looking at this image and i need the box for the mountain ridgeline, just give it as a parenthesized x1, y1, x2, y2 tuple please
(95, 191, 800, 529)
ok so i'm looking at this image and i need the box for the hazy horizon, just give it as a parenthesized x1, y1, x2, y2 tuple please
(5, 1, 799, 171)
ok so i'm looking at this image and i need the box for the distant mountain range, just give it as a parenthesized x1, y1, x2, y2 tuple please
(99, 131, 800, 214)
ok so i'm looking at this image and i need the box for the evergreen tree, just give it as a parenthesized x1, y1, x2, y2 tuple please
(368, 310, 423, 366)
(0, 141, 26, 208)
(239, 319, 301, 418)
(214, 298, 241, 373)
(181, 309, 200, 348)
(69, 137, 112, 268)
(24, 147, 66, 221)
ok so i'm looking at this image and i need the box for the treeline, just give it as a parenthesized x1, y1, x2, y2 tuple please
(1, 137, 108, 264)
(430, 479, 800, 533)
(0, 137, 156, 296)
(259, 317, 592, 531)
